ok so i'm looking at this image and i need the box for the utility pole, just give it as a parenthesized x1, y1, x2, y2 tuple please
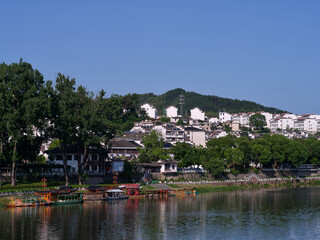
(179, 92, 185, 116)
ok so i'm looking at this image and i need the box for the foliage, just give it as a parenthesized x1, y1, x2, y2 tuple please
(160, 117, 170, 123)
(137, 88, 285, 116)
(249, 113, 267, 132)
(138, 130, 170, 162)
(0, 59, 49, 186)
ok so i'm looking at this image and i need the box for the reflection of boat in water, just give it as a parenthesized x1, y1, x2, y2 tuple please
(35, 187, 83, 205)
(105, 189, 128, 201)
(55, 193, 83, 205)
(6, 196, 52, 207)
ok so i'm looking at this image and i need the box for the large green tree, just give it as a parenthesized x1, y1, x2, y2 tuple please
(0, 60, 49, 186)
(249, 113, 267, 132)
(138, 130, 170, 162)
(48, 74, 78, 185)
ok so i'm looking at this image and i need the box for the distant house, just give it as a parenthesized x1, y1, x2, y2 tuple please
(136, 160, 179, 180)
(219, 110, 232, 123)
(141, 103, 158, 119)
(190, 108, 205, 121)
(153, 124, 185, 144)
(46, 146, 107, 175)
(165, 106, 178, 118)
(108, 140, 142, 160)
(184, 126, 206, 147)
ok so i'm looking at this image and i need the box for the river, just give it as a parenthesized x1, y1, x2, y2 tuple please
(1, 186, 320, 239)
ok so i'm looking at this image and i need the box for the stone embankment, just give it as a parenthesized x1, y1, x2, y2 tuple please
(163, 175, 320, 187)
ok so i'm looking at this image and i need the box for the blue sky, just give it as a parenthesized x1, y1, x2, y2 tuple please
(1, 1, 320, 114)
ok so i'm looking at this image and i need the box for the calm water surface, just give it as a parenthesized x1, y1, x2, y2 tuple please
(1, 186, 320, 240)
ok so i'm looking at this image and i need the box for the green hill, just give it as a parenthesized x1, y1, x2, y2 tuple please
(137, 88, 286, 117)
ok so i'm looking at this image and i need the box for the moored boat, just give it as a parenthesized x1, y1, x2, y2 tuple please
(6, 196, 52, 207)
(105, 189, 129, 201)
(54, 193, 83, 205)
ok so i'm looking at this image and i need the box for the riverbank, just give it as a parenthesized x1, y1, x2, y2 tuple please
(170, 179, 320, 193)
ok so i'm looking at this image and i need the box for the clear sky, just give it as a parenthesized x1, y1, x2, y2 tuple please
(1, 1, 320, 114)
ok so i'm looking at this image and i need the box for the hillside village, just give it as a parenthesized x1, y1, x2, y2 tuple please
(43, 102, 320, 182)
(139, 103, 320, 143)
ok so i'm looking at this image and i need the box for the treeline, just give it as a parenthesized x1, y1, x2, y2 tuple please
(138, 88, 285, 116)
(0, 60, 143, 186)
(138, 131, 320, 176)
(170, 135, 320, 176)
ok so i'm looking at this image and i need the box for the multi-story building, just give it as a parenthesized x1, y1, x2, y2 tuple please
(219, 110, 232, 123)
(141, 103, 158, 119)
(153, 124, 185, 143)
(190, 108, 205, 121)
(184, 126, 206, 147)
(165, 106, 178, 118)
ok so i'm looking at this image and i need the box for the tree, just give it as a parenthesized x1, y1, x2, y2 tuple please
(268, 134, 289, 168)
(0, 60, 49, 186)
(286, 140, 308, 167)
(224, 148, 244, 169)
(138, 130, 170, 162)
(249, 113, 267, 132)
(202, 157, 225, 177)
(72, 90, 122, 185)
(206, 135, 236, 159)
(301, 138, 320, 164)
(160, 117, 170, 123)
(250, 138, 272, 166)
(48, 74, 78, 185)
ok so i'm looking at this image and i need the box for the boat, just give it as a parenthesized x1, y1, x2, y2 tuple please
(54, 193, 83, 205)
(6, 196, 52, 207)
(105, 189, 129, 201)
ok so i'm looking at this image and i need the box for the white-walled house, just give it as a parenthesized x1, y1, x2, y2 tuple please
(184, 126, 206, 147)
(165, 106, 178, 118)
(46, 147, 108, 174)
(219, 111, 232, 123)
(141, 103, 158, 119)
(231, 113, 250, 127)
(258, 112, 273, 128)
(303, 118, 318, 134)
(190, 108, 205, 121)
(153, 124, 185, 143)
(279, 118, 294, 130)
(209, 117, 219, 124)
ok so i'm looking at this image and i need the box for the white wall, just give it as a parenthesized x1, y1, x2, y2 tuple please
(141, 103, 158, 119)
(219, 111, 232, 123)
(189, 130, 206, 147)
(166, 106, 178, 118)
(191, 108, 205, 121)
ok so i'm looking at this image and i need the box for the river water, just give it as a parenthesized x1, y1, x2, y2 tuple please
(1, 186, 320, 240)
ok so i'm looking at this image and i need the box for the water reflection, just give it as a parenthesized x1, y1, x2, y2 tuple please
(1, 187, 320, 239)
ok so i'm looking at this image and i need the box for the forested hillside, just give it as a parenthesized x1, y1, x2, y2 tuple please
(137, 88, 286, 117)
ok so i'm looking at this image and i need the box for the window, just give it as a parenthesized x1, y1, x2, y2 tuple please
(67, 155, 72, 160)
(165, 164, 170, 170)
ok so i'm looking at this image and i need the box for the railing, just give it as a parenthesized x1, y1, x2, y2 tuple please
(262, 168, 318, 172)
(178, 168, 207, 173)
(163, 175, 320, 185)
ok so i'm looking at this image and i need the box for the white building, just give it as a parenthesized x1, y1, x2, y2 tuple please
(209, 117, 219, 124)
(184, 126, 206, 147)
(165, 106, 178, 118)
(231, 113, 250, 127)
(190, 108, 205, 121)
(258, 112, 273, 128)
(153, 124, 185, 143)
(303, 118, 318, 134)
(141, 103, 158, 119)
(219, 111, 232, 123)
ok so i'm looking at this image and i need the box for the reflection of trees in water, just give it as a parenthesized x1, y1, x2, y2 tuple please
(1, 188, 320, 239)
